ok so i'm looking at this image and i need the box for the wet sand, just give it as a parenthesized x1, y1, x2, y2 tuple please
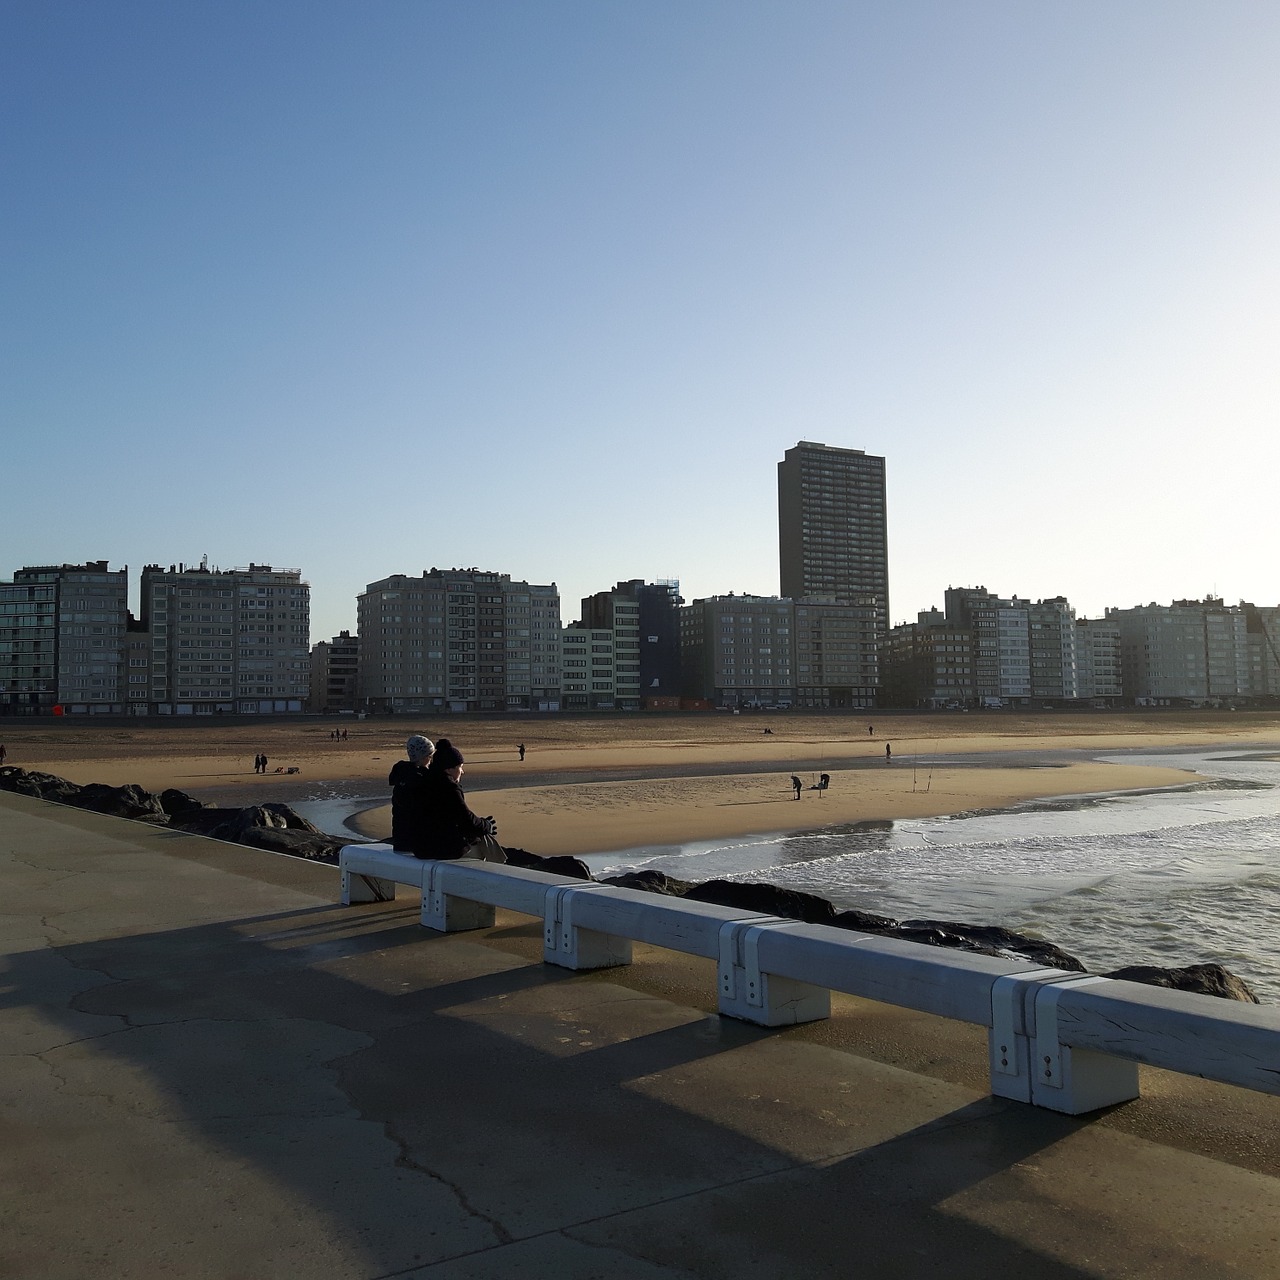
(6, 710, 1277, 856)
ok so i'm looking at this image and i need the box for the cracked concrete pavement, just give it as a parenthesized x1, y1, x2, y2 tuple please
(2, 788, 1279, 1279)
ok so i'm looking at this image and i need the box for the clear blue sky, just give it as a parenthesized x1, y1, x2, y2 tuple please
(5, 1, 1278, 642)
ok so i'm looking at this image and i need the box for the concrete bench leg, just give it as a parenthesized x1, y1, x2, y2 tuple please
(543, 885, 632, 971)
(341, 870, 398, 905)
(717, 918, 830, 1027)
(420, 863, 496, 933)
(990, 972, 1140, 1114)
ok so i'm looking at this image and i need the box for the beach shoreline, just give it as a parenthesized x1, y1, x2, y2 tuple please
(5, 710, 1272, 857)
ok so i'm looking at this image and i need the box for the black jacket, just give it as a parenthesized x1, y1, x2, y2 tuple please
(388, 759, 486, 859)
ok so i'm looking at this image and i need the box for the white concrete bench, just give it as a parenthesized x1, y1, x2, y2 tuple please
(338, 843, 1280, 1116)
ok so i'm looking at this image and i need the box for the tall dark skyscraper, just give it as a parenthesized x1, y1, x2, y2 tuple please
(778, 440, 889, 635)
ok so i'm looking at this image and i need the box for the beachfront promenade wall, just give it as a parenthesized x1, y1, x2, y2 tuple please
(340, 844, 1280, 1117)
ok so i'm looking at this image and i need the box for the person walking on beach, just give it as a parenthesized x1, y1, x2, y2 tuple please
(518, 743, 525, 762)
(390, 736, 504, 862)
(885, 742, 891, 762)
(791, 774, 802, 800)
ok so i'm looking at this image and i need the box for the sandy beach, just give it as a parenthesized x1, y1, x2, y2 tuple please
(5, 709, 1278, 856)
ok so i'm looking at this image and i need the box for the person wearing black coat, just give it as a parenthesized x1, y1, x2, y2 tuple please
(389, 736, 504, 862)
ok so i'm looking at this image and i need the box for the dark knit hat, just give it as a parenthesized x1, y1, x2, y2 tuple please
(433, 738, 464, 769)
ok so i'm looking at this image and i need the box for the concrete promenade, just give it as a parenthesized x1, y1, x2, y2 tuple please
(3, 790, 1278, 1279)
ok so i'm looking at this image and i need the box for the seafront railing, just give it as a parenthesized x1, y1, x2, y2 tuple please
(339, 843, 1280, 1116)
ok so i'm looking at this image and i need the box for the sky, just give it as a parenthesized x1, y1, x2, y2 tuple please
(4, 1, 1279, 642)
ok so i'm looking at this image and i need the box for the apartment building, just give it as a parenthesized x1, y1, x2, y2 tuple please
(1028, 597, 1079, 702)
(1, 561, 128, 715)
(1109, 598, 1250, 704)
(139, 562, 311, 714)
(778, 441, 889, 641)
(792, 599, 881, 707)
(309, 630, 360, 713)
(580, 586, 642, 710)
(1075, 618, 1122, 704)
(882, 615, 975, 708)
(1244, 605, 1280, 699)
(357, 568, 561, 713)
(680, 595, 794, 708)
(560, 625, 616, 710)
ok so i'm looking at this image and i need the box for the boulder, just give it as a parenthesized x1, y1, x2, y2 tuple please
(831, 907, 900, 934)
(501, 846, 594, 881)
(234, 828, 344, 863)
(70, 782, 168, 822)
(1104, 962, 1260, 1003)
(682, 879, 838, 925)
(0, 767, 81, 804)
(602, 869, 696, 897)
(896, 919, 1085, 971)
(171, 804, 324, 843)
(158, 788, 206, 818)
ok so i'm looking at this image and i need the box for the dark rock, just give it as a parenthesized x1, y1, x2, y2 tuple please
(501, 846, 594, 881)
(171, 804, 323, 843)
(234, 828, 343, 863)
(0, 767, 81, 803)
(158, 788, 206, 818)
(682, 879, 838, 925)
(70, 782, 167, 822)
(897, 919, 1085, 971)
(1104, 962, 1260, 1003)
(602, 869, 696, 896)
(831, 907, 900, 933)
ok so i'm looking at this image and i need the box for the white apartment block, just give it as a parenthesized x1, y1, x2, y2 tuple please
(357, 568, 561, 713)
(561, 625, 615, 709)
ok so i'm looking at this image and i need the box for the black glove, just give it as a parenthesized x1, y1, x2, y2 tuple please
(482, 816, 498, 837)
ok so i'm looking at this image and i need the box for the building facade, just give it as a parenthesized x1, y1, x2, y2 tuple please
(580, 579, 684, 709)
(560, 625, 615, 709)
(1109, 598, 1250, 704)
(792, 599, 881, 707)
(680, 595, 795, 708)
(139, 563, 311, 714)
(778, 441, 889, 640)
(1, 562, 128, 715)
(883, 615, 976, 708)
(356, 568, 561, 713)
(1075, 618, 1122, 704)
(309, 630, 360, 713)
(580, 587, 641, 710)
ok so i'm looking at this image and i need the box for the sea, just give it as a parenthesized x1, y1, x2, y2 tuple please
(295, 746, 1280, 1004)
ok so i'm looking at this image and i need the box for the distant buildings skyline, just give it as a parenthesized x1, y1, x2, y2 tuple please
(6, 443, 1280, 715)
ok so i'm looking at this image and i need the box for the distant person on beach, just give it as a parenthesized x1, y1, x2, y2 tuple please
(791, 774, 802, 800)
(868, 725, 874, 736)
(818, 772, 830, 794)
(885, 742, 891, 761)
(518, 743, 525, 761)
(390, 736, 504, 862)
(0, 743, 6, 765)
